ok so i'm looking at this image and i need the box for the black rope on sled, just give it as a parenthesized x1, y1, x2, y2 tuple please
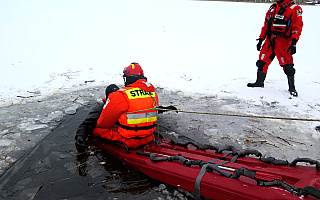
(167, 140, 201, 150)
(114, 141, 130, 154)
(136, 150, 320, 200)
(166, 139, 320, 171)
(289, 158, 320, 172)
(258, 179, 320, 199)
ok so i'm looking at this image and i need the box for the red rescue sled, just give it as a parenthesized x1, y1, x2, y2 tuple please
(91, 138, 320, 200)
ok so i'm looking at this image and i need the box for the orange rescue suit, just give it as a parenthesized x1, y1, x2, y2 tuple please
(93, 79, 159, 148)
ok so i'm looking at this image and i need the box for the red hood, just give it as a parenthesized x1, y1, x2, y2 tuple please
(127, 79, 155, 92)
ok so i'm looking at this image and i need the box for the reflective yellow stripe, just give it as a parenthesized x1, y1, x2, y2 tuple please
(127, 112, 157, 119)
(127, 112, 157, 124)
(127, 116, 157, 124)
(125, 88, 156, 100)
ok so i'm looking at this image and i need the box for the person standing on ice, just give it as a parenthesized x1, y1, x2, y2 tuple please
(75, 62, 176, 153)
(247, 0, 303, 97)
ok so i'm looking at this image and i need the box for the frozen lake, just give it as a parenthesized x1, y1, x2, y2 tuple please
(1, 86, 319, 178)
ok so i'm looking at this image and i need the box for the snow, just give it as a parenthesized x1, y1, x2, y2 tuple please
(1, 0, 320, 177)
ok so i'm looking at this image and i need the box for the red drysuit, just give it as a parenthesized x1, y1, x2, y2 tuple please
(258, 0, 303, 74)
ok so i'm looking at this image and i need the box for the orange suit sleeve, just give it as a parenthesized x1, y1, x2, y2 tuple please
(96, 91, 129, 129)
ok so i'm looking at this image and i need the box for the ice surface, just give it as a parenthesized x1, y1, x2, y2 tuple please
(157, 90, 320, 163)
(0, 87, 106, 176)
(0, 139, 13, 147)
(41, 111, 64, 123)
(65, 104, 79, 115)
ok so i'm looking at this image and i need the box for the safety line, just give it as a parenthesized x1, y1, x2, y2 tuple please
(155, 107, 320, 122)
(124, 106, 320, 122)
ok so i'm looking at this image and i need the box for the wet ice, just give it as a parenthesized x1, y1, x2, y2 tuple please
(0, 87, 106, 176)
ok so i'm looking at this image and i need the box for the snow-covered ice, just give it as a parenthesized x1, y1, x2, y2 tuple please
(1, 0, 320, 177)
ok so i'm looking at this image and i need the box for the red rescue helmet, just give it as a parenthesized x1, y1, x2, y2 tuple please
(123, 62, 144, 77)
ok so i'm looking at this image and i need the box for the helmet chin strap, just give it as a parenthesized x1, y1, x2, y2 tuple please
(123, 76, 126, 85)
(123, 75, 147, 87)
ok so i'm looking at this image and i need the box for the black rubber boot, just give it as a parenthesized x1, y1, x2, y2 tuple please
(288, 76, 298, 97)
(247, 71, 267, 87)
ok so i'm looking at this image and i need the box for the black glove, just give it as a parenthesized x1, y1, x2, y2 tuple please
(75, 135, 88, 153)
(287, 39, 297, 55)
(157, 105, 178, 114)
(256, 38, 264, 51)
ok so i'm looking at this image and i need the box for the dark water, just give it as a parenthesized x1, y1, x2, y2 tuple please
(0, 105, 194, 200)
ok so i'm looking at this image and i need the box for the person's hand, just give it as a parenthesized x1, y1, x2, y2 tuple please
(166, 105, 178, 112)
(157, 106, 178, 114)
(256, 38, 264, 51)
(287, 39, 297, 55)
(75, 135, 87, 153)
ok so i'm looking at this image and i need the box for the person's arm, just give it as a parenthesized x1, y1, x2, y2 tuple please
(259, 9, 271, 40)
(287, 5, 303, 55)
(96, 92, 129, 129)
(290, 5, 303, 41)
(75, 101, 104, 153)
